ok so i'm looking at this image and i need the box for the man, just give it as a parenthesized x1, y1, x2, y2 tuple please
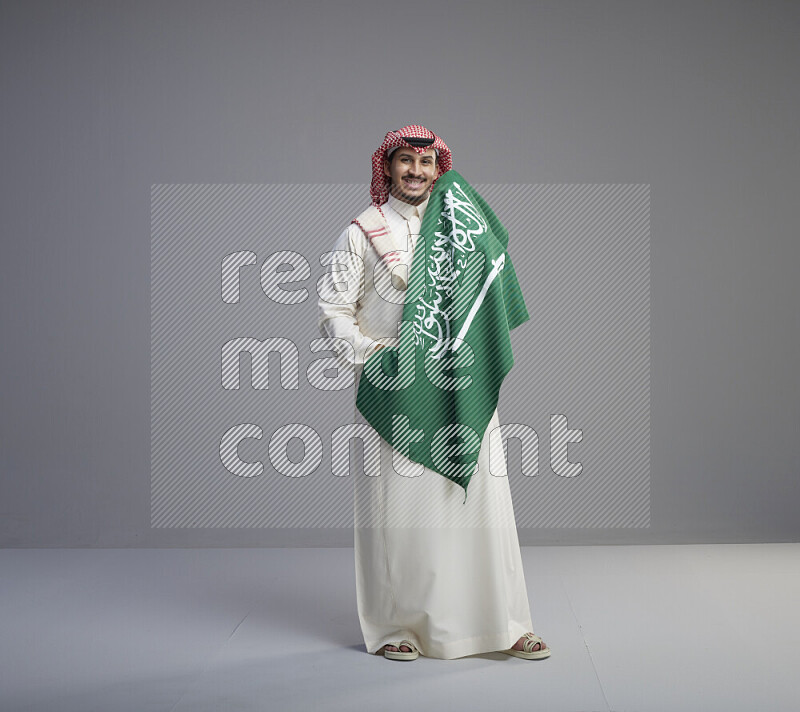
(317, 125, 549, 661)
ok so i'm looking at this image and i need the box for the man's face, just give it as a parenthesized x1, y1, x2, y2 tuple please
(383, 147, 438, 205)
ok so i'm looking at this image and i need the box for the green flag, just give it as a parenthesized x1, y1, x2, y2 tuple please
(355, 169, 530, 503)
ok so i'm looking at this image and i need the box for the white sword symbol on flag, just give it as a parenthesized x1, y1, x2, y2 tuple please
(452, 253, 506, 351)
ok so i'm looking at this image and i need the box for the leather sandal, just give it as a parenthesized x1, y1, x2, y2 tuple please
(501, 632, 551, 660)
(381, 639, 420, 661)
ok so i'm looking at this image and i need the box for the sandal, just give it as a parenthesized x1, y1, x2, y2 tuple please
(380, 639, 420, 661)
(501, 632, 551, 660)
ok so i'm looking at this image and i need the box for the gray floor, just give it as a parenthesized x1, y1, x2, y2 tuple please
(1, 544, 798, 712)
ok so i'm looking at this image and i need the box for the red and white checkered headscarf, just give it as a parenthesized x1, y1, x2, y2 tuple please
(370, 125, 452, 206)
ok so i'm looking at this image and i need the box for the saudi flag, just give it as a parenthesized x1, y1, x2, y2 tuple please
(355, 169, 530, 503)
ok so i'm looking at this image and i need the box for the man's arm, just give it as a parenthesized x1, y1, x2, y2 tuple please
(317, 224, 385, 367)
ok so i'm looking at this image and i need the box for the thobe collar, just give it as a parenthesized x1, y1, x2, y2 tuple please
(387, 193, 430, 222)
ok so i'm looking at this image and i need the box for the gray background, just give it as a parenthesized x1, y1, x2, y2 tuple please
(1, 0, 797, 546)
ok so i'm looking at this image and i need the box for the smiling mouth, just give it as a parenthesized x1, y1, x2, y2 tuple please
(403, 178, 425, 188)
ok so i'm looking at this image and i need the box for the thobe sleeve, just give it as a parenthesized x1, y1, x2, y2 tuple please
(317, 223, 384, 367)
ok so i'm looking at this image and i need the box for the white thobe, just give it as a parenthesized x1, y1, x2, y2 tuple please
(317, 193, 534, 659)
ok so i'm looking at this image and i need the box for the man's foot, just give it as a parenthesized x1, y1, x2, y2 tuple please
(377, 639, 420, 660)
(502, 631, 551, 659)
(512, 632, 547, 653)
